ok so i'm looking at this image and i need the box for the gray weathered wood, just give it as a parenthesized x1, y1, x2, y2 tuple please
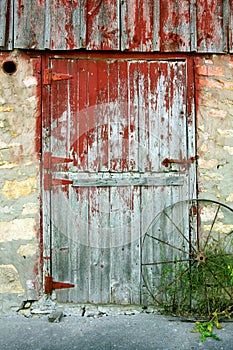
(72, 175, 184, 187)
(0, 1, 7, 47)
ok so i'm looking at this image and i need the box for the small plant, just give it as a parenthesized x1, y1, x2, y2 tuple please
(191, 306, 233, 342)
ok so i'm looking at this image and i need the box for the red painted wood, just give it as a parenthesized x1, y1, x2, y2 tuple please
(42, 53, 196, 304)
(160, 0, 192, 52)
(11, 0, 231, 53)
(121, 0, 159, 51)
(230, 0, 233, 52)
(87, 0, 119, 50)
(196, 0, 225, 52)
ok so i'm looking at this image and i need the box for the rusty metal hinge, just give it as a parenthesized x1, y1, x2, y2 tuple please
(43, 152, 73, 170)
(43, 68, 73, 85)
(44, 174, 73, 191)
(162, 156, 198, 168)
(44, 276, 75, 294)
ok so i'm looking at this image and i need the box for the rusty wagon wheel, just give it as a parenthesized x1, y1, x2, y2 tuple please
(141, 199, 233, 317)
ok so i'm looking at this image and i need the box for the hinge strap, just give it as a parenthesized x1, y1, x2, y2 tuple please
(43, 69, 73, 85)
(162, 156, 198, 168)
(44, 174, 73, 191)
(44, 276, 75, 294)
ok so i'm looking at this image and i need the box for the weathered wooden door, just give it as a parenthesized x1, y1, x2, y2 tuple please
(42, 54, 196, 304)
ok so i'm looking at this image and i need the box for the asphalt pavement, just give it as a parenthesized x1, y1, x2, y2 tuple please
(0, 312, 233, 350)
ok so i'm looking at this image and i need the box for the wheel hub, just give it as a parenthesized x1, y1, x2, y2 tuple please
(195, 251, 206, 264)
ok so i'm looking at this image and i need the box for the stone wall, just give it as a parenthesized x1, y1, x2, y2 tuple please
(195, 55, 233, 208)
(0, 51, 41, 313)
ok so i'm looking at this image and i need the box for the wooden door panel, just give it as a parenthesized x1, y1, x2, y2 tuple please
(43, 55, 195, 304)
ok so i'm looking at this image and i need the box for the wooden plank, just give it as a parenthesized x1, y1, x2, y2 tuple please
(230, 0, 233, 52)
(196, 0, 226, 52)
(14, 0, 87, 50)
(168, 61, 187, 164)
(96, 60, 109, 171)
(72, 175, 184, 187)
(0, 0, 13, 49)
(160, 0, 192, 52)
(14, 0, 46, 49)
(86, 0, 120, 50)
(121, 0, 160, 51)
(0, 0, 7, 47)
(45, 0, 87, 50)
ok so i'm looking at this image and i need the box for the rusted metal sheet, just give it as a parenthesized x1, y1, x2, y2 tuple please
(1, 0, 232, 52)
(42, 53, 196, 304)
(0, 0, 13, 49)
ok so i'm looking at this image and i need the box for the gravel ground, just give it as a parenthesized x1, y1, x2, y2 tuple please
(0, 313, 233, 350)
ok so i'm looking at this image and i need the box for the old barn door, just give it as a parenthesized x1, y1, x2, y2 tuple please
(42, 54, 196, 304)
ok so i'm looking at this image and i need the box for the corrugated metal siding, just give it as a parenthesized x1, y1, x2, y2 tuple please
(0, 0, 232, 52)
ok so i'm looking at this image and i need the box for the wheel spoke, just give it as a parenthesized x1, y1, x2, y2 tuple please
(142, 199, 233, 316)
(145, 233, 193, 257)
(155, 262, 194, 298)
(205, 264, 233, 299)
(163, 211, 197, 253)
(142, 258, 191, 266)
(203, 204, 220, 251)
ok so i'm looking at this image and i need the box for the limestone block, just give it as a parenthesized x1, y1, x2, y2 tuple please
(2, 177, 37, 199)
(17, 244, 37, 257)
(0, 218, 36, 242)
(0, 265, 24, 293)
(22, 202, 38, 216)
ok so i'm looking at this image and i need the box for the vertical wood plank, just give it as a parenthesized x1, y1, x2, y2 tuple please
(45, 0, 87, 50)
(160, 0, 191, 52)
(121, 0, 160, 51)
(196, 0, 226, 52)
(229, 0, 233, 52)
(0, 0, 8, 47)
(96, 60, 109, 171)
(0, 0, 13, 49)
(138, 61, 150, 172)
(87, 0, 120, 50)
(148, 61, 160, 172)
(14, 0, 46, 49)
(128, 61, 139, 170)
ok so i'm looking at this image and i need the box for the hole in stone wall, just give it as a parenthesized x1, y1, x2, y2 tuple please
(2, 60, 17, 75)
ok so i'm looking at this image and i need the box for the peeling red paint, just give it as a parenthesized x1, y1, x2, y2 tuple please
(5, 1, 229, 52)
(196, 0, 223, 51)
